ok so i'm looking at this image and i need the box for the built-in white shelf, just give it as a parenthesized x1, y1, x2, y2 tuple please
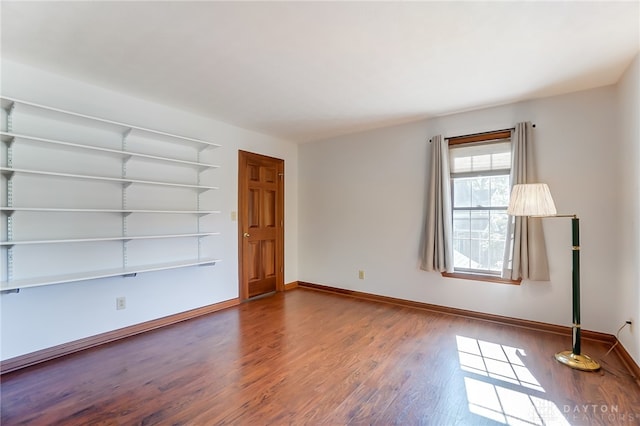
(1, 96, 221, 150)
(0, 258, 222, 292)
(0, 207, 220, 216)
(0, 132, 220, 170)
(0, 95, 223, 291)
(1, 232, 220, 247)
(0, 168, 219, 191)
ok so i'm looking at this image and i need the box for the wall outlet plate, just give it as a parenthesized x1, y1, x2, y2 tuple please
(116, 297, 126, 310)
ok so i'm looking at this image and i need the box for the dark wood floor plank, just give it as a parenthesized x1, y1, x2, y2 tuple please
(1, 288, 639, 425)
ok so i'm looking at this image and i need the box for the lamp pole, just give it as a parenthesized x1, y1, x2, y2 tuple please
(571, 216, 581, 356)
(553, 214, 600, 371)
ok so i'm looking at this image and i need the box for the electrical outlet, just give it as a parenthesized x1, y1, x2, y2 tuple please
(116, 297, 126, 310)
(358, 270, 365, 280)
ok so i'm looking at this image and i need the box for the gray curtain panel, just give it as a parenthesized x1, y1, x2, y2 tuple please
(502, 122, 551, 281)
(421, 135, 454, 273)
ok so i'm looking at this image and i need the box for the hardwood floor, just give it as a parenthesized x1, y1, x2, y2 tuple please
(1, 288, 639, 425)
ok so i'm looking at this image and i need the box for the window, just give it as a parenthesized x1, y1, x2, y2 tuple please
(444, 130, 519, 284)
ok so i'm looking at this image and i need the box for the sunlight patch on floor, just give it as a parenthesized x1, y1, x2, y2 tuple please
(457, 335, 570, 425)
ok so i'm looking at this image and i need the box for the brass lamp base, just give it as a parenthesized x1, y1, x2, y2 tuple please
(555, 351, 601, 371)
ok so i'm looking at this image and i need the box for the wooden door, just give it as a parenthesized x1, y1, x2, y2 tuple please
(238, 151, 284, 300)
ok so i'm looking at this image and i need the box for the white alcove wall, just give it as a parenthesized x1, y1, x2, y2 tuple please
(0, 59, 299, 360)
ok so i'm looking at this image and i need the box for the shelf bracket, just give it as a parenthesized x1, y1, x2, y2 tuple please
(1, 170, 15, 179)
(1, 288, 20, 295)
(4, 105, 15, 284)
(5, 246, 14, 283)
(123, 273, 137, 278)
(196, 149, 202, 259)
(1, 135, 15, 147)
(121, 131, 129, 270)
(1, 99, 15, 114)
(6, 101, 15, 131)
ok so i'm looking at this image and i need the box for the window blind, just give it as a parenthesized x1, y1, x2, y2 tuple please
(449, 141, 511, 174)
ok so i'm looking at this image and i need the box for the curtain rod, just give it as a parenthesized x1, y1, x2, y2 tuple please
(429, 124, 536, 143)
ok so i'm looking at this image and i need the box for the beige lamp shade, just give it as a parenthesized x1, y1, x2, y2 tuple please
(507, 183, 557, 217)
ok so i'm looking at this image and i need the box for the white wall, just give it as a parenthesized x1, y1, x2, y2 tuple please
(2, 56, 635, 365)
(300, 85, 622, 336)
(616, 53, 640, 364)
(0, 60, 299, 360)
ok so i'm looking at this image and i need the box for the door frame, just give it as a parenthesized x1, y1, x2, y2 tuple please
(237, 150, 285, 301)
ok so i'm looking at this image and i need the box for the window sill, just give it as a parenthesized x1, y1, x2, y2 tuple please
(442, 272, 521, 285)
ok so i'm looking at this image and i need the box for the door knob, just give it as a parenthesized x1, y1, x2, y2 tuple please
(243, 233, 250, 237)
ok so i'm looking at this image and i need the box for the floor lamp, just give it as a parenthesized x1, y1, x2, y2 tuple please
(507, 183, 600, 371)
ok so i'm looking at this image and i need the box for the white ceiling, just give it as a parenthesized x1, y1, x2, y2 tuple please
(1, 1, 639, 143)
